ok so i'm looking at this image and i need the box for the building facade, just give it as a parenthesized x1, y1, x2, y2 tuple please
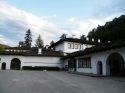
(0, 38, 125, 76)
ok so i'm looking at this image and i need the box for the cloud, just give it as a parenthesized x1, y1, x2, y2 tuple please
(0, 2, 68, 46)
(67, 12, 125, 36)
(93, 0, 125, 18)
(0, 1, 125, 47)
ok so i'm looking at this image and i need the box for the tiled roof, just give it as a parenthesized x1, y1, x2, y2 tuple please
(65, 42, 125, 58)
(0, 48, 64, 57)
(49, 38, 99, 48)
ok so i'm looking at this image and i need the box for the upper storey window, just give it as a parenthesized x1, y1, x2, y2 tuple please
(68, 43, 72, 49)
(68, 43, 82, 49)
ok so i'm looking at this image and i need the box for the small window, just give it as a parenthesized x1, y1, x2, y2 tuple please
(71, 43, 74, 49)
(80, 45, 83, 49)
(68, 43, 71, 49)
(78, 57, 91, 68)
(74, 44, 78, 49)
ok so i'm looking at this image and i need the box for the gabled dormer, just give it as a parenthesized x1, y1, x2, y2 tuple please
(49, 38, 95, 53)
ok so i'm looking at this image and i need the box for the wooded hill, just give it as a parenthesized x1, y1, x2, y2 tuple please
(0, 44, 9, 51)
(87, 14, 125, 43)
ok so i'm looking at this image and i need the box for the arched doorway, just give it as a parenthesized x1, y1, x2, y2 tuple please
(10, 58, 21, 70)
(97, 61, 103, 75)
(68, 58, 77, 72)
(107, 53, 125, 76)
(1, 62, 6, 70)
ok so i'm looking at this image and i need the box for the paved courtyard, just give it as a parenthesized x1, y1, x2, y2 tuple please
(0, 70, 125, 93)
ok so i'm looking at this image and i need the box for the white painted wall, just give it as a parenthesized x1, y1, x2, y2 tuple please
(64, 47, 125, 76)
(55, 42, 65, 52)
(55, 41, 93, 53)
(0, 55, 63, 70)
(64, 42, 83, 53)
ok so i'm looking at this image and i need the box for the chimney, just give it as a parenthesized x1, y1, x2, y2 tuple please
(38, 48, 42, 54)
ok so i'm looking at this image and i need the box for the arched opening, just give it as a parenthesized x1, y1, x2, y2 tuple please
(97, 61, 103, 75)
(10, 58, 21, 70)
(68, 58, 77, 72)
(107, 53, 125, 76)
(1, 62, 6, 70)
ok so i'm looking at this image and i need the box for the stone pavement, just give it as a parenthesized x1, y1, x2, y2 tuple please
(0, 70, 125, 93)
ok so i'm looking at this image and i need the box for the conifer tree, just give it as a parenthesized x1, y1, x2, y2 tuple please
(24, 29, 32, 48)
(35, 35, 44, 48)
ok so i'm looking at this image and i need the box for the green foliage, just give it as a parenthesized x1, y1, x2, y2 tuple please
(87, 14, 125, 43)
(35, 35, 44, 48)
(50, 40, 55, 45)
(22, 66, 60, 71)
(60, 34, 67, 39)
(0, 44, 9, 51)
(24, 29, 32, 48)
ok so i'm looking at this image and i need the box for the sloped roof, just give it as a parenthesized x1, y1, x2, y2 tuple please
(49, 38, 99, 48)
(0, 48, 64, 57)
(65, 41, 125, 58)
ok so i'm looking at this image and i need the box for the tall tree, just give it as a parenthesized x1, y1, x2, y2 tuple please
(80, 35, 85, 40)
(50, 40, 55, 45)
(24, 29, 32, 48)
(60, 34, 67, 39)
(35, 35, 44, 48)
(18, 41, 25, 47)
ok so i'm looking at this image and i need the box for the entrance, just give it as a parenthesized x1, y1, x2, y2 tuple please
(1, 62, 6, 70)
(107, 53, 125, 76)
(97, 61, 103, 75)
(68, 59, 77, 72)
(10, 58, 21, 70)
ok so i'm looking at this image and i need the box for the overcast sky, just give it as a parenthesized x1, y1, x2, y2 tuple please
(0, 0, 125, 46)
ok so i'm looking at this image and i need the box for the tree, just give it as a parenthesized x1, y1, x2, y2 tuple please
(60, 34, 67, 39)
(35, 35, 44, 48)
(18, 41, 25, 47)
(0, 44, 9, 51)
(50, 40, 55, 45)
(24, 29, 32, 48)
(80, 35, 85, 39)
(86, 14, 125, 43)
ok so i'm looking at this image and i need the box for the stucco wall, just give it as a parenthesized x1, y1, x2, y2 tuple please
(64, 42, 83, 53)
(55, 42, 65, 52)
(0, 55, 63, 70)
(65, 47, 125, 76)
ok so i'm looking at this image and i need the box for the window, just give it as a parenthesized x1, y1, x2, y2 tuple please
(68, 43, 71, 49)
(80, 45, 83, 49)
(74, 44, 78, 49)
(71, 43, 74, 49)
(78, 57, 91, 68)
(68, 43, 74, 49)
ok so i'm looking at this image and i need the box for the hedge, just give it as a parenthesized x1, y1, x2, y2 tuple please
(22, 66, 60, 71)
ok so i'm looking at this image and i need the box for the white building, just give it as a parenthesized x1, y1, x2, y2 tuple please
(49, 38, 95, 54)
(64, 43, 125, 76)
(0, 47, 63, 70)
(0, 38, 125, 76)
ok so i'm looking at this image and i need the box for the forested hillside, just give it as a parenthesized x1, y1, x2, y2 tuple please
(87, 14, 125, 43)
(0, 44, 9, 50)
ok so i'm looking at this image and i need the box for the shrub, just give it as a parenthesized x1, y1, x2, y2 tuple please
(22, 66, 60, 71)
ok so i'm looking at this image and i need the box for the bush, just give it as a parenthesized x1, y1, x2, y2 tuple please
(22, 66, 60, 71)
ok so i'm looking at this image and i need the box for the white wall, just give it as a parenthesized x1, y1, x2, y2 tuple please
(64, 47, 125, 76)
(55, 42, 65, 52)
(55, 41, 92, 53)
(0, 55, 63, 70)
(64, 42, 83, 53)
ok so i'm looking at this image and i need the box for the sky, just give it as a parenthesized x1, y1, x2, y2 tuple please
(0, 0, 125, 46)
